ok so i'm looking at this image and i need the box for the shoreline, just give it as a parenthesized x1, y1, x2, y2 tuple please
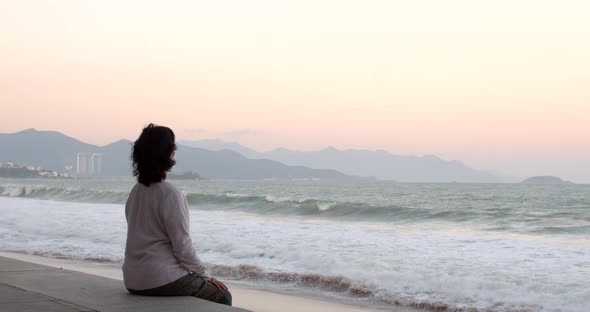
(0, 251, 407, 312)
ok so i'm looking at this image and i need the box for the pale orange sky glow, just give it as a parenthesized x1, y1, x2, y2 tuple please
(1, 0, 589, 181)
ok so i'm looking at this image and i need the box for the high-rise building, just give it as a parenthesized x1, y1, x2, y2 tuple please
(90, 153, 103, 177)
(76, 153, 91, 177)
(77, 152, 104, 177)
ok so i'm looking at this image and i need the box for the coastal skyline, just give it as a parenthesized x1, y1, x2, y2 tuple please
(1, 0, 589, 182)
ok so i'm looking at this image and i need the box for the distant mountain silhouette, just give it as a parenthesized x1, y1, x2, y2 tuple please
(179, 139, 260, 158)
(521, 176, 572, 184)
(180, 139, 500, 182)
(0, 129, 99, 171)
(174, 146, 363, 180)
(0, 129, 362, 181)
(99, 139, 134, 176)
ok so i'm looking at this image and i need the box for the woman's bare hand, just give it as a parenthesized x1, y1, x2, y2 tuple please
(209, 277, 228, 292)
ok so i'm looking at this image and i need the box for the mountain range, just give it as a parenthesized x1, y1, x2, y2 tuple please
(0, 129, 504, 182)
(180, 139, 501, 182)
(0, 129, 361, 181)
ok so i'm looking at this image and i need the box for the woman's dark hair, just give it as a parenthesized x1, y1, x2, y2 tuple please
(132, 124, 177, 186)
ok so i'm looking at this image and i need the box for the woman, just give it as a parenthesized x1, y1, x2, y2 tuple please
(123, 124, 231, 306)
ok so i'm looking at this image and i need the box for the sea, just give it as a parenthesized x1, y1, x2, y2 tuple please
(0, 178, 588, 312)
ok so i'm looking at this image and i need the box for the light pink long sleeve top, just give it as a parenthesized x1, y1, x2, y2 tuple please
(123, 181, 210, 291)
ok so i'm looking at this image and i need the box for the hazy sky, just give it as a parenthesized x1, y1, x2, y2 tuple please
(1, 1, 589, 182)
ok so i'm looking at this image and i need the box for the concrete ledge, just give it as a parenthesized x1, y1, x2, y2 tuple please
(0, 256, 250, 312)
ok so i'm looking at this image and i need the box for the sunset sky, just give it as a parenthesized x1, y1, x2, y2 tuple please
(1, 1, 589, 182)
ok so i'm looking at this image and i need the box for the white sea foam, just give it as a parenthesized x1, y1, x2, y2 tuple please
(1, 196, 588, 311)
(318, 202, 337, 211)
(224, 193, 250, 198)
(2, 183, 589, 238)
(263, 195, 294, 202)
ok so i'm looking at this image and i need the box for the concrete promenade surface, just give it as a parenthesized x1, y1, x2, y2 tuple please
(0, 256, 250, 312)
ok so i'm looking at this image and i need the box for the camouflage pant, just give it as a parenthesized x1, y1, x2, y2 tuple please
(127, 273, 232, 306)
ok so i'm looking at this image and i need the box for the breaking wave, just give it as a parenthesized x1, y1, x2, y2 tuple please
(0, 185, 128, 203)
(1, 184, 588, 235)
(0, 185, 476, 222)
(10, 249, 547, 312)
(209, 263, 546, 312)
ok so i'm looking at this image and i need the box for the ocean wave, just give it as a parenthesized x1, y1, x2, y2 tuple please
(533, 225, 590, 234)
(2, 191, 587, 312)
(2, 185, 588, 235)
(186, 192, 491, 223)
(0, 185, 128, 204)
(208, 263, 544, 312)
(0, 185, 436, 221)
(4, 250, 546, 312)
